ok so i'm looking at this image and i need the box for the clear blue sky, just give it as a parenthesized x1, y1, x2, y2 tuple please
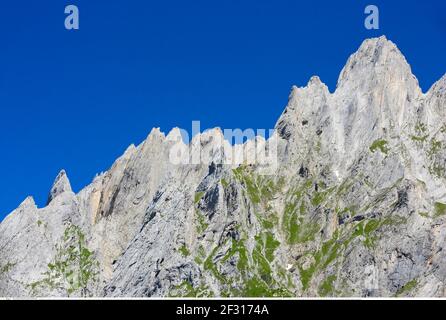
(0, 0, 445, 220)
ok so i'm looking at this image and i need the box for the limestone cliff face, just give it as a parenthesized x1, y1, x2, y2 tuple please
(1, 36, 445, 297)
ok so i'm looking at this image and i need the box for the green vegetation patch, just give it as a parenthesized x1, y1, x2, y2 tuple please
(434, 202, 446, 218)
(411, 135, 428, 143)
(195, 210, 209, 235)
(203, 232, 293, 297)
(370, 139, 390, 155)
(169, 281, 214, 297)
(336, 207, 356, 217)
(418, 211, 429, 218)
(282, 199, 320, 245)
(311, 187, 335, 207)
(232, 165, 284, 206)
(194, 245, 206, 265)
(29, 224, 99, 297)
(194, 191, 205, 204)
(428, 138, 442, 158)
(204, 246, 226, 283)
(318, 275, 337, 297)
(0, 262, 16, 275)
(415, 122, 428, 133)
(298, 233, 343, 291)
(429, 163, 446, 179)
(179, 244, 190, 257)
(411, 122, 429, 143)
(222, 239, 249, 273)
(220, 178, 229, 189)
(396, 279, 418, 297)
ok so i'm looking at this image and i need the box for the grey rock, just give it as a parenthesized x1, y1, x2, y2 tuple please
(1, 36, 445, 297)
(46, 170, 72, 205)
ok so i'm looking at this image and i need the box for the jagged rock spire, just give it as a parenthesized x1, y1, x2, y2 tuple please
(18, 196, 36, 210)
(46, 170, 72, 205)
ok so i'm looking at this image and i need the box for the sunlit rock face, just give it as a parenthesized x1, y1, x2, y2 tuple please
(1, 36, 445, 297)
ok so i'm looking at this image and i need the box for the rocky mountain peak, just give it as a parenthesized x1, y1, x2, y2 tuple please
(337, 36, 420, 95)
(46, 170, 72, 205)
(166, 127, 184, 142)
(1, 37, 446, 298)
(18, 196, 36, 210)
(147, 127, 166, 142)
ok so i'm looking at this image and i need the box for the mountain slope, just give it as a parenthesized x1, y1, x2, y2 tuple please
(1, 36, 445, 297)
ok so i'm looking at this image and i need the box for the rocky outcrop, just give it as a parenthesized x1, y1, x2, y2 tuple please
(46, 170, 72, 205)
(1, 36, 445, 297)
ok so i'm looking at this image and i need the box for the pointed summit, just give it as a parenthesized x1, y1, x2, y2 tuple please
(166, 127, 184, 142)
(337, 36, 416, 90)
(46, 170, 72, 205)
(148, 127, 165, 140)
(345, 36, 402, 67)
(307, 75, 323, 87)
(18, 196, 36, 210)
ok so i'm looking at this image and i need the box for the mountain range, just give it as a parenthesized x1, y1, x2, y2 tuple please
(1, 36, 445, 297)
